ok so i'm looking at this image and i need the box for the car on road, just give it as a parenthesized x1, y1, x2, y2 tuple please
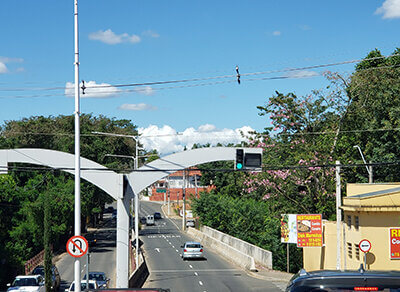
(65, 280, 98, 292)
(7, 275, 45, 292)
(105, 206, 114, 213)
(83, 272, 109, 289)
(85, 233, 97, 247)
(181, 241, 204, 260)
(140, 216, 147, 224)
(146, 215, 155, 226)
(32, 265, 61, 291)
(285, 265, 400, 291)
(186, 219, 195, 228)
(112, 210, 117, 220)
(154, 212, 162, 220)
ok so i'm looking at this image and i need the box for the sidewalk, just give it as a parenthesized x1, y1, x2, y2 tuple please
(160, 202, 293, 290)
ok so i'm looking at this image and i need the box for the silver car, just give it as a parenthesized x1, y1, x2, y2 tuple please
(181, 241, 204, 260)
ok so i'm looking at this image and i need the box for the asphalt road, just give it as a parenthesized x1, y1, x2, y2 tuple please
(140, 201, 282, 292)
(56, 212, 117, 291)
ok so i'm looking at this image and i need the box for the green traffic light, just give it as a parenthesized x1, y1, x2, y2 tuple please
(236, 163, 243, 169)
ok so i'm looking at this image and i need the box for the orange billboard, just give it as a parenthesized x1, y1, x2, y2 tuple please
(296, 214, 323, 247)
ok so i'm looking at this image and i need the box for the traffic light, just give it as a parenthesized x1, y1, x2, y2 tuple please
(236, 149, 244, 170)
(235, 148, 262, 171)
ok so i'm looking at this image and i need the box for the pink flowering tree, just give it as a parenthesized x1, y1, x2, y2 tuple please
(244, 79, 351, 219)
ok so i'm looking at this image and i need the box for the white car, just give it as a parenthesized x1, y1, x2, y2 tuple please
(65, 280, 98, 292)
(181, 241, 204, 260)
(7, 275, 45, 292)
(146, 215, 155, 226)
(186, 219, 195, 228)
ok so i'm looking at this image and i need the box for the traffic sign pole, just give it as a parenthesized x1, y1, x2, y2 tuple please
(359, 239, 371, 269)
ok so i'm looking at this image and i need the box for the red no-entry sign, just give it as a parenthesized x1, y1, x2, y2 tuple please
(66, 235, 89, 258)
(359, 239, 372, 253)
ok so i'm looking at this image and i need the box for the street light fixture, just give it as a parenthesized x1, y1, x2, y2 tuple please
(353, 145, 373, 183)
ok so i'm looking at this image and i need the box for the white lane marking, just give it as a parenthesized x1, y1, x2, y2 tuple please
(155, 248, 160, 253)
(172, 245, 175, 248)
(194, 272, 198, 276)
(179, 254, 182, 257)
(199, 281, 203, 286)
(189, 265, 193, 269)
(175, 249, 179, 252)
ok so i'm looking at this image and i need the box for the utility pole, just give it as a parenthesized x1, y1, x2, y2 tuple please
(73, 1, 82, 291)
(336, 161, 342, 270)
(167, 177, 170, 216)
(182, 169, 186, 231)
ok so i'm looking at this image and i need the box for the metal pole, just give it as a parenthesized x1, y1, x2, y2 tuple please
(182, 169, 186, 230)
(194, 172, 198, 199)
(369, 161, 373, 183)
(167, 177, 170, 216)
(135, 191, 139, 269)
(73, 1, 81, 291)
(287, 244, 289, 273)
(336, 161, 342, 270)
(85, 253, 89, 289)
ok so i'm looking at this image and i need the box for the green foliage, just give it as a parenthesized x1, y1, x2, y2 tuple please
(0, 114, 140, 287)
(192, 192, 303, 272)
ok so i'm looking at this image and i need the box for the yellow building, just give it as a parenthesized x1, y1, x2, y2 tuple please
(304, 183, 400, 271)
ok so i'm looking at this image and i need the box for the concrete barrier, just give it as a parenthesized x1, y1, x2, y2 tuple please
(128, 253, 149, 288)
(186, 227, 257, 271)
(201, 226, 273, 269)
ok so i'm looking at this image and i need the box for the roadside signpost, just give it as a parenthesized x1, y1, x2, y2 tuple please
(359, 239, 371, 268)
(67, 235, 89, 258)
(296, 214, 323, 248)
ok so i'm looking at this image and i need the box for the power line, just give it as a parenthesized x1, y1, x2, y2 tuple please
(1, 53, 399, 99)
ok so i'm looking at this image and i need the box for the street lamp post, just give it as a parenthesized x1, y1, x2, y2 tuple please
(353, 145, 373, 183)
(92, 131, 140, 270)
(73, 1, 81, 291)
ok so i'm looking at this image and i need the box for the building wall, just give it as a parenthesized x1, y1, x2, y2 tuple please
(303, 220, 343, 271)
(303, 213, 400, 271)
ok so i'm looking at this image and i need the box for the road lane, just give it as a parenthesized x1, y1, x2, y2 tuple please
(141, 201, 281, 292)
(56, 213, 116, 291)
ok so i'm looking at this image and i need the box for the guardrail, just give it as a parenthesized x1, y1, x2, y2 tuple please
(201, 226, 273, 269)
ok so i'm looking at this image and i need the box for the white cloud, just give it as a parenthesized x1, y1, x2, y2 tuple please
(0, 62, 8, 74)
(0, 57, 23, 63)
(119, 103, 157, 111)
(0, 56, 24, 74)
(286, 70, 319, 79)
(65, 80, 121, 98)
(272, 30, 281, 36)
(376, 0, 400, 19)
(138, 124, 256, 155)
(134, 86, 155, 96)
(89, 29, 141, 45)
(142, 30, 160, 38)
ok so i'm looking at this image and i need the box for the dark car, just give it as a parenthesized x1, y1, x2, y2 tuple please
(83, 272, 109, 289)
(286, 265, 400, 292)
(140, 217, 146, 224)
(154, 212, 162, 220)
(85, 233, 97, 247)
(31, 265, 61, 291)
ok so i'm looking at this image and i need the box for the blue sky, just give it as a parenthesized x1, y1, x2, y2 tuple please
(1, 1, 400, 154)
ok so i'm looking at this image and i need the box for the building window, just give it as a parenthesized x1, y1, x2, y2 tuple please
(355, 244, 360, 260)
(347, 215, 352, 229)
(355, 216, 359, 231)
(347, 242, 352, 259)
